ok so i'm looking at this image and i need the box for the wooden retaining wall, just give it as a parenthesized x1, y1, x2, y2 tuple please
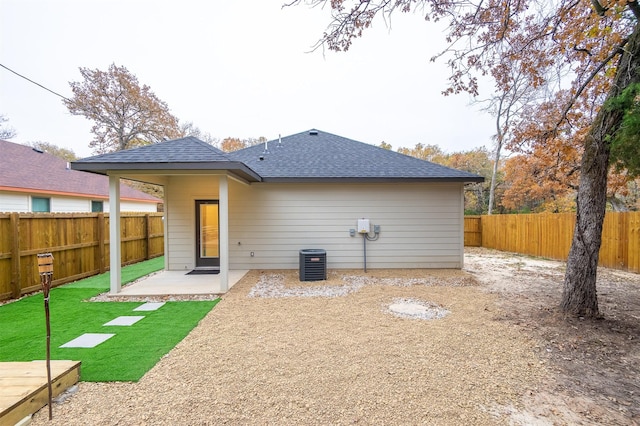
(0, 212, 164, 301)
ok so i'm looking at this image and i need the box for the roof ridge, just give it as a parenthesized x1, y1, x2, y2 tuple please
(181, 136, 229, 155)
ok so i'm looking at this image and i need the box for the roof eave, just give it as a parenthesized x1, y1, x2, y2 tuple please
(258, 176, 485, 183)
(71, 161, 263, 182)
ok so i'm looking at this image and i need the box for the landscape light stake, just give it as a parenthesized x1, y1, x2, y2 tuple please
(38, 253, 54, 421)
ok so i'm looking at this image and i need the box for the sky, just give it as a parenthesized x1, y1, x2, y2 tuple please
(0, 0, 496, 159)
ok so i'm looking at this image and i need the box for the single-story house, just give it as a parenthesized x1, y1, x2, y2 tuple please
(71, 129, 484, 293)
(0, 139, 160, 213)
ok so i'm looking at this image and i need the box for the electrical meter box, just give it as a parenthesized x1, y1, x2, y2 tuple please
(357, 218, 370, 234)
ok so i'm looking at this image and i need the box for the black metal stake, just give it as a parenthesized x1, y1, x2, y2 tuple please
(38, 253, 54, 421)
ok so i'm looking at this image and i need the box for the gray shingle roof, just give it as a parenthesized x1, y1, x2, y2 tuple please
(72, 137, 261, 182)
(71, 131, 484, 183)
(229, 129, 484, 182)
(77, 137, 231, 163)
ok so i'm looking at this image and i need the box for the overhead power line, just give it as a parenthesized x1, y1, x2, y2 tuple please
(0, 63, 70, 101)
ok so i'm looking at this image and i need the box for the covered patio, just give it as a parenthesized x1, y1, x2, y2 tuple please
(114, 269, 250, 296)
(70, 137, 262, 296)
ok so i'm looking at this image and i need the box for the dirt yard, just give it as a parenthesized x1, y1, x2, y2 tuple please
(465, 248, 640, 425)
(30, 248, 640, 425)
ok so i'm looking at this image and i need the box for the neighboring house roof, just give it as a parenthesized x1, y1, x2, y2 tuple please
(229, 129, 484, 183)
(71, 130, 484, 183)
(0, 139, 161, 202)
(73, 136, 261, 182)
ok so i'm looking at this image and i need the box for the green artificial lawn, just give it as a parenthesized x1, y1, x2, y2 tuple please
(0, 257, 219, 382)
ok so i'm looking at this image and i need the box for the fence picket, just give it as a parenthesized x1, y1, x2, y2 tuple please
(9, 213, 20, 299)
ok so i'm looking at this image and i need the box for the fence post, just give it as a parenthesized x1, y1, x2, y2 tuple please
(9, 213, 21, 298)
(97, 213, 105, 274)
(145, 213, 151, 260)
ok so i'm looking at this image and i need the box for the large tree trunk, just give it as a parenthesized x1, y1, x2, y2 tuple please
(562, 23, 640, 317)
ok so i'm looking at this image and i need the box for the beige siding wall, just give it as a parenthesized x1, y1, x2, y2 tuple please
(0, 192, 29, 212)
(165, 178, 465, 271)
(165, 175, 219, 271)
(228, 182, 464, 269)
(51, 196, 92, 212)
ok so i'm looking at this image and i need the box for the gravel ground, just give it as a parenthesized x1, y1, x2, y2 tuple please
(31, 259, 554, 425)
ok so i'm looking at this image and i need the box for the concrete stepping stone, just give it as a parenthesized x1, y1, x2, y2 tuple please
(60, 333, 115, 348)
(103, 316, 145, 326)
(133, 302, 165, 311)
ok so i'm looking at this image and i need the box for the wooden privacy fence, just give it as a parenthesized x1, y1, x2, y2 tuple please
(463, 216, 482, 247)
(464, 212, 640, 273)
(0, 212, 164, 301)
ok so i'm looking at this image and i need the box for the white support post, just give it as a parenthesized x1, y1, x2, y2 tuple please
(459, 183, 465, 269)
(109, 175, 122, 294)
(219, 175, 229, 292)
(162, 184, 169, 271)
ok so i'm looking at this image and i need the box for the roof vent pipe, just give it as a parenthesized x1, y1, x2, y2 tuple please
(262, 139, 270, 155)
(277, 134, 283, 148)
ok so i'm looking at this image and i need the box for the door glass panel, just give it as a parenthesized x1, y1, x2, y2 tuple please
(200, 203, 219, 258)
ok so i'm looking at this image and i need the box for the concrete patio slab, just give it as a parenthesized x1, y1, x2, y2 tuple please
(133, 302, 166, 311)
(103, 316, 145, 326)
(114, 270, 249, 296)
(60, 333, 115, 348)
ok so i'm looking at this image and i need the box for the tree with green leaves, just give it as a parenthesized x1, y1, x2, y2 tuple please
(64, 64, 181, 154)
(607, 82, 640, 177)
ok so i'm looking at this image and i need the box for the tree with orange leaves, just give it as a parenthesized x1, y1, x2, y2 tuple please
(441, 147, 494, 214)
(397, 143, 496, 213)
(501, 111, 636, 213)
(219, 136, 267, 152)
(220, 137, 246, 152)
(65, 64, 181, 154)
(291, 0, 640, 318)
(397, 143, 445, 163)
